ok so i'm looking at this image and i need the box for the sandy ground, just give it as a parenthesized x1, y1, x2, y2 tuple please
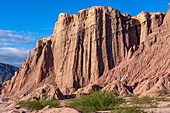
(0, 100, 169, 113)
(0, 102, 12, 113)
(144, 107, 170, 113)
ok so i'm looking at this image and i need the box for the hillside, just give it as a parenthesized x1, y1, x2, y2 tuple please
(0, 62, 18, 83)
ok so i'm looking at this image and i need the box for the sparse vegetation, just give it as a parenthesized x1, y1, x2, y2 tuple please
(158, 89, 168, 95)
(4, 98, 10, 102)
(156, 89, 169, 102)
(130, 95, 141, 104)
(17, 99, 59, 110)
(16, 91, 169, 112)
(141, 96, 153, 104)
(67, 90, 125, 113)
(149, 102, 158, 108)
(130, 95, 153, 104)
(124, 94, 133, 97)
(157, 96, 167, 101)
(111, 106, 147, 113)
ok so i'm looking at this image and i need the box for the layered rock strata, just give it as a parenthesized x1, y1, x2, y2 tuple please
(97, 20, 170, 96)
(3, 5, 169, 98)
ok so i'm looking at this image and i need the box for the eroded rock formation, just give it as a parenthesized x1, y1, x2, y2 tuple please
(97, 21, 170, 96)
(3, 5, 169, 98)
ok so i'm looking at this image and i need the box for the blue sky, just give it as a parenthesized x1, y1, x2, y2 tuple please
(0, 0, 169, 67)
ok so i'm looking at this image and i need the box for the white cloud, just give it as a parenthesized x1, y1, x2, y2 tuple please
(0, 47, 30, 57)
(0, 47, 32, 67)
(0, 29, 45, 67)
(0, 29, 13, 33)
(0, 29, 35, 45)
(0, 29, 37, 67)
(0, 42, 12, 46)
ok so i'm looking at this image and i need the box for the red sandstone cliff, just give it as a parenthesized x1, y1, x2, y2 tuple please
(3, 5, 169, 99)
(97, 19, 170, 96)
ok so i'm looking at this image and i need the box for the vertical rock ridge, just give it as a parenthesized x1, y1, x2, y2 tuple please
(3, 6, 167, 98)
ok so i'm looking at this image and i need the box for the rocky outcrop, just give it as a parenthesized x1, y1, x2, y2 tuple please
(0, 80, 10, 95)
(74, 84, 102, 97)
(21, 84, 64, 100)
(96, 15, 170, 96)
(132, 12, 164, 43)
(163, 3, 170, 24)
(3, 5, 169, 98)
(0, 62, 18, 83)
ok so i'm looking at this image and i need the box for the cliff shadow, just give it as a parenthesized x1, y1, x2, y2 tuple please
(121, 15, 141, 51)
(96, 9, 105, 77)
(105, 13, 114, 70)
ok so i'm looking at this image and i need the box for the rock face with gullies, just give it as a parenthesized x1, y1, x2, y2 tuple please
(0, 80, 10, 95)
(96, 10, 170, 96)
(3, 5, 169, 98)
(132, 11, 165, 43)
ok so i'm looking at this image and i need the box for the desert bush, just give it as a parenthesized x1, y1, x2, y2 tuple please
(67, 90, 125, 113)
(18, 99, 59, 110)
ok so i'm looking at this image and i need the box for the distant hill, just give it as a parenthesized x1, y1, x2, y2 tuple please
(0, 62, 18, 83)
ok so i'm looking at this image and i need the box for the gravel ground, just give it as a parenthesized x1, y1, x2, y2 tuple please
(0, 102, 12, 112)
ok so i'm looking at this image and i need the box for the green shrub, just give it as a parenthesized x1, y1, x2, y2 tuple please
(140, 96, 153, 104)
(18, 99, 59, 110)
(67, 90, 125, 113)
(130, 95, 141, 104)
(111, 106, 147, 113)
(4, 98, 10, 102)
(124, 94, 133, 97)
(136, 94, 140, 97)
